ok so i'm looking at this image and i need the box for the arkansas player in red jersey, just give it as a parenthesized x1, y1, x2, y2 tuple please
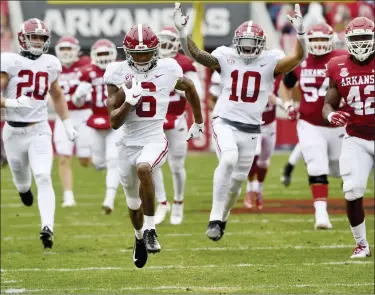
(244, 76, 282, 210)
(53, 36, 92, 208)
(323, 17, 374, 258)
(152, 27, 203, 225)
(280, 23, 348, 230)
(74, 39, 121, 214)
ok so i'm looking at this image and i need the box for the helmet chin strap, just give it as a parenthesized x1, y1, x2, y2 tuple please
(20, 50, 40, 60)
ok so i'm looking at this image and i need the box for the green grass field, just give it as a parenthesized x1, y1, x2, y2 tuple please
(1, 153, 374, 294)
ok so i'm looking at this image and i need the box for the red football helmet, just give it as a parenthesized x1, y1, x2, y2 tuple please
(123, 24, 159, 72)
(55, 36, 80, 66)
(306, 23, 334, 56)
(18, 18, 50, 56)
(345, 17, 375, 62)
(90, 39, 117, 70)
(233, 21, 266, 60)
(157, 26, 180, 58)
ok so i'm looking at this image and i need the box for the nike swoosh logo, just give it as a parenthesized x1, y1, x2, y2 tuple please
(155, 74, 164, 78)
(260, 64, 267, 67)
(251, 137, 256, 140)
(133, 249, 138, 262)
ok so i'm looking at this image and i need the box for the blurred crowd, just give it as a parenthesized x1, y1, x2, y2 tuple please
(1, 0, 12, 53)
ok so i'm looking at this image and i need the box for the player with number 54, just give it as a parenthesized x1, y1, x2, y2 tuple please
(173, 2, 308, 241)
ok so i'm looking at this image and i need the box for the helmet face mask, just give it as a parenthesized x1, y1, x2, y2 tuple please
(345, 17, 375, 62)
(90, 39, 117, 70)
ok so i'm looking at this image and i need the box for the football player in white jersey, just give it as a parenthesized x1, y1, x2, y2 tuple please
(0, 18, 76, 249)
(104, 24, 203, 268)
(174, 2, 308, 241)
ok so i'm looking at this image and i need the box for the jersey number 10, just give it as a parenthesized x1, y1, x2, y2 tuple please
(229, 70, 261, 103)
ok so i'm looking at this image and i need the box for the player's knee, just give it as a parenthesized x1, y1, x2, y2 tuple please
(345, 190, 363, 202)
(220, 150, 238, 172)
(257, 159, 270, 169)
(126, 196, 142, 211)
(34, 173, 52, 188)
(137, 163, 152, 181)
(308, 175, 328, 185)
(79, 157, 91, 167)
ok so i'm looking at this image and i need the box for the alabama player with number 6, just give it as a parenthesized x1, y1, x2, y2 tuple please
(323, 17, 374, 258)
(104, 24, 203, 268)
(173, 2, 308, 240)
(0, 18, 76, 249)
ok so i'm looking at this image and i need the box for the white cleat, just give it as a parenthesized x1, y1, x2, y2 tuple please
(314, 217, 332, 230)
(155, 202, 170, 225)
(351, 244, 371, 258)
(170, 202, 184, 225)
(61, 199, 77, 208)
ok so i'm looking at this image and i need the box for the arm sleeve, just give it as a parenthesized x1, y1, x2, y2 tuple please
(283, 71, 298, 88)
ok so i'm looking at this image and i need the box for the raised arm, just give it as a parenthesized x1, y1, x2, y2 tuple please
(173, 3, 220, 71)
(322, 78, 349, 126)
(274, 4, 308, 75)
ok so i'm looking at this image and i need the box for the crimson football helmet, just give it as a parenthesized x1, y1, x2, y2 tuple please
(306, 23, 334, 56)
(345, 17, 375, 62)
(233, 21, 266, 60)
(18, 18, 50, 56)
(123, 24, 159, 72)
(158, 26, 180, 58)
(90, 39, 117, 70)
(55, 36, 80, 66)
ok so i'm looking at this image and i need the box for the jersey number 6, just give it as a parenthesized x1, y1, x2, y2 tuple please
(229, 70, 261, 103)
(136, 81, 157, 118)
(16, 70, 49, 100)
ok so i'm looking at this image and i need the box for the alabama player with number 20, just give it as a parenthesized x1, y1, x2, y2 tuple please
(174, 2, 308, 241)
(323, 17, 374, 259)
(105, 24, 203, 268)
(0, 18, 77, 249)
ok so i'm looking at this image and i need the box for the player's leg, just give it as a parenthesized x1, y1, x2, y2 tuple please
(2, 123, 33, 206)
(326, 127, 345, 181)
(91, 129, 106, 171)
(297, 120, 331, 229)
(153, 167, 170, 225)
(102, 129, 121, 214)
(208, 119, 239, 241)
(223, 132, 260, 224)
(167, 119, 188, 225)
(281, 142, 303, 187)
(28, 122, 56, 249)
(53, 118, 76, 207)
(244, 135, 261, 209)
(117, 142, 147, 268)
(256, 122, 277, 210)
(136, 140, 169, 252)
(75, 120, 93, 168)
(340, 136, 373, 258)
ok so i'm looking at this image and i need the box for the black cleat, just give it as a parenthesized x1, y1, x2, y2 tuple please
(40, 226, 53, 249)
(281, 163, 294, 187)
(19, 189, 33, 206)
(206, 220, 225, 241)
(143, 229, 161, 254)
(133, 237, 148, 268)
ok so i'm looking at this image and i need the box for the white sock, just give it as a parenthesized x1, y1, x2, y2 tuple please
(223, 178, 243, 222)
(314, 200, 327, 217)
(104, 166, 120, 208)
(210, 165, 232, 221)
(172, 168, 186, 202)
(144, 215, 155, 229)
(103, 188, 117, 208)
(153, 168, 167, 203)
(351, 220, 368, 246)
(289, 143, 302, 166)
(36, 175, 55, 233)
(134, 228, 143, 240)
(246, 180, 252, 193)
(64, 190, 74, 202)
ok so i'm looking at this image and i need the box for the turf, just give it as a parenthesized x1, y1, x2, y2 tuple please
(1, 153, 374, 294)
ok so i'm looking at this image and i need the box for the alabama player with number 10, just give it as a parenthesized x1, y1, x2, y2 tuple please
(174, 2, 308, 241)
(104, 24, 203, 268)
(0, 18, 77, 249)
(323, 17, 374, 259)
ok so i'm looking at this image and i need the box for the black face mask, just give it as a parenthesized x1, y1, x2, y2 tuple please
(20, 51, 40, 60)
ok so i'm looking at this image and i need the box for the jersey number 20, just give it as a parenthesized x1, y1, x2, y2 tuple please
(16, 70, 49, 100)
(229, 70, 261, 103)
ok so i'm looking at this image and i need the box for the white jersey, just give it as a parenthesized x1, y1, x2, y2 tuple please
(104, 58, 183, 146)
(1, 52, 62, 122)
(212, 46, 285, 125)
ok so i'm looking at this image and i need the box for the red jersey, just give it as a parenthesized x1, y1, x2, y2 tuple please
(326, 54, 375, 141)
(59, 56, 91, 110)
(293, 49, 347, 127)
(79, 64, 110, 130)
(163, 52, 196, 130)
(262, 75, 282, 125)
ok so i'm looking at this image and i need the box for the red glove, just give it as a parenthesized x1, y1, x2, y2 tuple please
(328, 111, 350, 126)
(286, 105, 299, 121)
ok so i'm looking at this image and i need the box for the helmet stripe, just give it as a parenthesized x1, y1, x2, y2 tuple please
(35, 18, 42, 30)
(138, 24, 143, 44)
(247, 21, 253, 34)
